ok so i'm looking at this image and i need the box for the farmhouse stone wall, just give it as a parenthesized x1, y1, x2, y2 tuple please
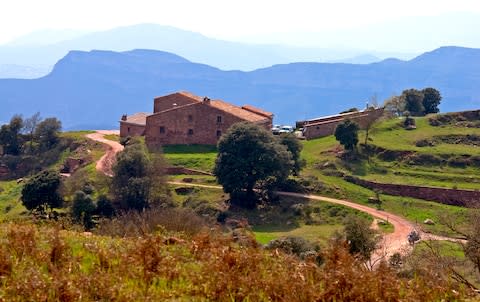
(154, 94, 198, 113)
(145, 102, 271, 147)
(301, 108, 384, 140)
(119, 123, 145, 137)
(345, 176, 480, 207)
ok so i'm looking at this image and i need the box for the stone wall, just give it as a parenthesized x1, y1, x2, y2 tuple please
(302, 108, 384, 140)
(119, 123, 145, 137)
(145, 102, 271, 147)
(154, 94, 198, 113)
(345, 176, 480, 207)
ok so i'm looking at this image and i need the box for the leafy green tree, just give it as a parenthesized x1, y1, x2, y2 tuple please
(0, 115, 24, 155)
(214, 122, 293, 209)
(422, 87, 441, 114)
(34, 117, 62, 150)
(334, 120, 359, 151)
(402, 89, 424, 116)
(71, 190, 96, 229)
(112, 143, 152, 210)
(21, 170, 63, 214)
(344, 215, 379, 261)
(279, 133, 305, 175)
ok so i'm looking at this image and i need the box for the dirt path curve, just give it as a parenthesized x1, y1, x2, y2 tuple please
(88, 134, 461, 262)
(277, 191, 415, 262)
(85, 130, 124, 177)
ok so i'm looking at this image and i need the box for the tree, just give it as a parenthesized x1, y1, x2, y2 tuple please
(71, 190, 96, 229)
(344, 215, 379, 261)
(383, 95, 405, 116)
(34, 117, 62, 150)
(21, 170, 63, 214)
(278, 133, 305, 176)
(112, 143, 152, 210)
(334, 120, 359, 151)
(0, 115, 24, 155)
(23, 112, 42, 152)
(402, 89, 424, 116)
(422, 87, 441, 114)
(214, 122, 293, 209)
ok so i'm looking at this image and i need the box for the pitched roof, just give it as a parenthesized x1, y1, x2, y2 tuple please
(154, 91, 204, 104)
(121, 112, 150, 125)
(152, 91, 271, 123)
(241, 105, 273, 118)
(210, 100, 270, 122)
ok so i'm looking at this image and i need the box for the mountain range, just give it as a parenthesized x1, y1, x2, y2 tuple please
(0, 46, 478, 129)
(0, 24, 414, 78)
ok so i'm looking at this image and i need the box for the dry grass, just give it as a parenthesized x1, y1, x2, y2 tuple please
(0, 222, 476, 301)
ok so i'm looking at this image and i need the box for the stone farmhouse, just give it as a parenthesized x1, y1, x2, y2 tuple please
(120, 91, 273, 146)
(297, 107, 384, 140)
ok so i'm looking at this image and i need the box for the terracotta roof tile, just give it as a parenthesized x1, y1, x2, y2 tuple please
(210, 100, 269, 122)
(121, 112, 150, 125)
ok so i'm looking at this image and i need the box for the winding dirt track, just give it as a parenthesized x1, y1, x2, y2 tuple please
(85, 130, 124, 176)
(87, 131, 461, 262)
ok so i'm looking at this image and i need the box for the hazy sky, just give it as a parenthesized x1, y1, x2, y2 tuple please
(1, 0, 480, 47)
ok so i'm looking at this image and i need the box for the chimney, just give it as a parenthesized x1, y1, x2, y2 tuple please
(121, 114, 127, 121)
(203, 96, 211, 104)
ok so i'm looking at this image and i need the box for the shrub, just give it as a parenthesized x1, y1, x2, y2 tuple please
(95, 206, 209, 237)
(265, 236, 322, 263)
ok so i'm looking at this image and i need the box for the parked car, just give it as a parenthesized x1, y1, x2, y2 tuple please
(271, 124, 281, 135)
(278, 125, 294, 134)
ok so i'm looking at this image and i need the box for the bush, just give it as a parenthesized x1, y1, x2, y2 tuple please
(265, 236, 322, 263)
(95, 206, 209, 237)
(21, 170, 63, 214)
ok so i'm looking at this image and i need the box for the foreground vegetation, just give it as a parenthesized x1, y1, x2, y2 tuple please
(0, 222, 474, 301)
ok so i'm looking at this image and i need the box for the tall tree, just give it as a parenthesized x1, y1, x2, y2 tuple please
(112, 143, 152, 210)
(0, 115, 24, 155)
(214, 122, 293, 209)
(422, 87, 442, 114)
(34, 117, 62, 150)
(402, 89, 424, 116)
(334, 120, 359, 151)
(21, 170, 63, 214)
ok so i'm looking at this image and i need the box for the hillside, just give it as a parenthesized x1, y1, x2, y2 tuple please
(0, 46, 479, 129)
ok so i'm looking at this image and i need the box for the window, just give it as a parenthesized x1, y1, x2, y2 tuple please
(188, 129, 194, 135)
(188, 115, 193, 122)
(127, 127, 130, 133)
(217, 115, 222, 123)
(216, 130, 222, 137)
(159, 126, 165, 134)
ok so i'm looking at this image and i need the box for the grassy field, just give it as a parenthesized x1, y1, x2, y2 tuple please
(368, 116, 480, 155)
(0, 180, 26, 221)
(253, 224, 342, 244)
(162, 145, 217, 172)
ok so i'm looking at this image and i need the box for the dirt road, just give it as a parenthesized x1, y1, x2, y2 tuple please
(90, 133, 460, 262)
(85, 130, 124, 176)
